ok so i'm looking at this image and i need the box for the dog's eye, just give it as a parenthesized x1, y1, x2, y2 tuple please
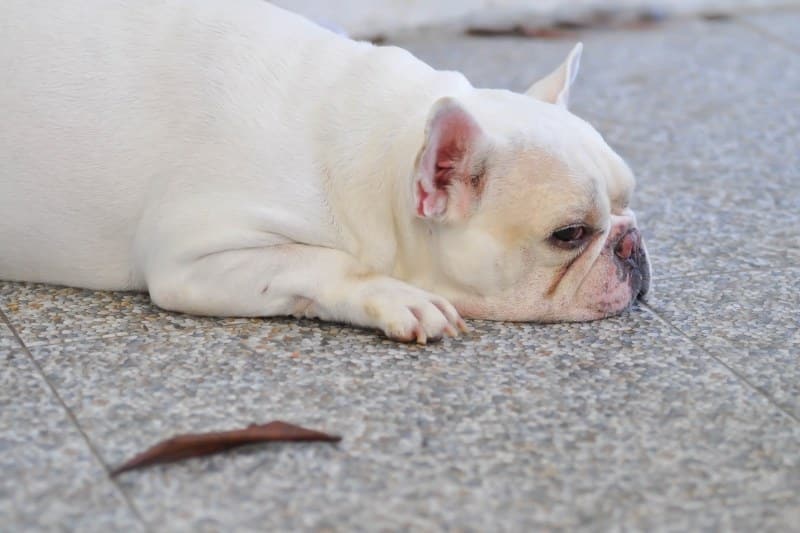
(550, 225, 590, 249)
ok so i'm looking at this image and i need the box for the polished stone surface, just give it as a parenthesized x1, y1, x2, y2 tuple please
(0, 322, 143, 531)
(743, 10, 800, 50)
(16, 313, 800, 531)
(2, 7, 799, 532)
(646, 268, 800, 420)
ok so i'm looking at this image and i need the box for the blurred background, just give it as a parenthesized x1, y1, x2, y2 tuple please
(273, 0, 794, 38)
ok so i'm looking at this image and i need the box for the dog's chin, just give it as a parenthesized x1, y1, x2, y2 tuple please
(452, 265, 648, 323)
(567, 268, 649, 322)
(451, 289, 636, 324)
(534, 293, 641, 324)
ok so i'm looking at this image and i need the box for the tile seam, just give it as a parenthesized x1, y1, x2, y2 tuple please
(0, 307, 153, 532)
(641, 303, 800, 425)
(653, 265, 799, 282)
(735, 16, 800, 53)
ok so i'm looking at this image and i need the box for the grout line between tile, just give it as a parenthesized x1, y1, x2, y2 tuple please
(641, 303, 800, 425)
(735, 16, 800, 54)
(0, 314, 257, 349)
(0, 308, 153, 533)
(653, 265, 799, 282)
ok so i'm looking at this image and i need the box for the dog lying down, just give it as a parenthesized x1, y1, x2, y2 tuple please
(0, 0, 650, 343)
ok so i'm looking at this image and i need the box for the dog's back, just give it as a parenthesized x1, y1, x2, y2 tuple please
(0, 0, 359, 289)
(2, 1, 152, 287)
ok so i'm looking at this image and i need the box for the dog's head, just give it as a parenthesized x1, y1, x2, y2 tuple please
(411, 44, 650, 322)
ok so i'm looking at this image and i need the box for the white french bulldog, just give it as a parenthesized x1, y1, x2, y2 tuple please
(0, 0, 650, 343)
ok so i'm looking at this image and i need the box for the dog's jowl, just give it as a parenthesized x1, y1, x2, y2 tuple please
(0, 0, 651, 343)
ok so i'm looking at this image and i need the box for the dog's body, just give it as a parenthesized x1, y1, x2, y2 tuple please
(0, 0, 650, 342)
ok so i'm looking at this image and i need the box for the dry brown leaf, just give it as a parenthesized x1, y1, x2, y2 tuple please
(111, 420, 341, 476)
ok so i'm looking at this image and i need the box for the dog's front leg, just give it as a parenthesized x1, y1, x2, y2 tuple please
(146, 245, 466, 343)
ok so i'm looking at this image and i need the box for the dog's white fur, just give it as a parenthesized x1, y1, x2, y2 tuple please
(0, 0, 650, 343)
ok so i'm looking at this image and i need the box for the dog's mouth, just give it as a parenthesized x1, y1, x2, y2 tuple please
(580, 229, 652, 319)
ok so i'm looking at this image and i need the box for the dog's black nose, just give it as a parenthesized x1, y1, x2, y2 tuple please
(615, 229, 650, 300)
(636, 260, 650, 300)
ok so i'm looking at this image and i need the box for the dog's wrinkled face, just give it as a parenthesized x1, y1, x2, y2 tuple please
(412, 44, 651, 321)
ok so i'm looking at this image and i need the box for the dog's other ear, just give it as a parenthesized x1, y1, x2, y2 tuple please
(525, 42, 582, 107)
(414, 97, 488, 222)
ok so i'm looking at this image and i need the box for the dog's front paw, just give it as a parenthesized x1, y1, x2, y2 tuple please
(356, 281, 468, 344)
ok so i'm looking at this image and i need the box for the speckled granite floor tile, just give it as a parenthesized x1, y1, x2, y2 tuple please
(620, 169, 800, 278)
(393, 15, 800, 127)
(0, 322, 145, 531)
(24, 312, 800, 531)
(594, 79, 799, 277)
(742, 10, 800, 50)
(647, 267, 800, 420)
(597, 89, 800, 195)
(569, 15, 800, 127)
(0, 282, 252, 347)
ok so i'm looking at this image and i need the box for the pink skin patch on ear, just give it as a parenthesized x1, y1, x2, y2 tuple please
(416, 101, 485, 219)
(416, 182, 429, 217)
(434, 161, 455, 188)
(416, 182, 449, 218)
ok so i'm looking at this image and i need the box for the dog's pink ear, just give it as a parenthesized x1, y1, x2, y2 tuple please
(526, 43, 582, 108)
(414, 98, 487, 221)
